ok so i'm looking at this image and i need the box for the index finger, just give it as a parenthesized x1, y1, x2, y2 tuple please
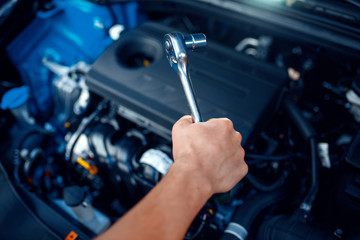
(172, 115, 194, 131)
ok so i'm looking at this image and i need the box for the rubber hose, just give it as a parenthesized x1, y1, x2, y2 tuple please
(220, 190, 285, 240)
(256, 215, 331, 240)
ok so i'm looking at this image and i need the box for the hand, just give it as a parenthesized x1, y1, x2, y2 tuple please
(171, 115, 248, 196)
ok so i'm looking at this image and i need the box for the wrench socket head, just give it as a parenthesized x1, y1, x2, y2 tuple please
(163, 32, 206, 71)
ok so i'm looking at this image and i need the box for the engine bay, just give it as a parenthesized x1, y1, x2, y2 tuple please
(0, 0, 360, 239)
(87, 21, 287, 144)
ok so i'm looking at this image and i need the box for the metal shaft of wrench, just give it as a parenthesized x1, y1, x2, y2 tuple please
(163, 32, 206, 123)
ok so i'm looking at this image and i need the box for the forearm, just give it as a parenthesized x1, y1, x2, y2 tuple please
(96, 161, 212, 240)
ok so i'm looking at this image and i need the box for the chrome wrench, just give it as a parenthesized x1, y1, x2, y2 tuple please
(163, 32, 206, 123)
(164, 33, 232, 201)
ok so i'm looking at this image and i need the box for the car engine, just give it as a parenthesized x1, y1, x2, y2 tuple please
(0, 0, 360, 239)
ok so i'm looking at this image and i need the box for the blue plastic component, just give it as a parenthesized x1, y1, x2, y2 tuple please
(6, 0, 140, 116)
(1, 86, 30, 110)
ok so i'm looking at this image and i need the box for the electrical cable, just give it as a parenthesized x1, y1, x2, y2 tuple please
(246, 153, 305, 165)
(246, 153, 299, 161)
(132, 174, 155, 189)
(23, 148, 46, 178)
(246, 171, 289, 192)
(0, 79, 21, 88)
(65, 100, 107, 162)
(13, 149, 21, 182)
(14, 128, 51, 183)
(299, 137, 319, 217)
(103, 132, 115, 165)
(344, 0, 360, 8)
(184, 214, 207, 240)
(18, 128, 51, 150)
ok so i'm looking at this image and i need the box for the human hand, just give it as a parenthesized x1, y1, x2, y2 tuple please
(171, 115, 248, 196)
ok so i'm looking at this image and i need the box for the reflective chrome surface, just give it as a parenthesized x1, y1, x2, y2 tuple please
(163, 32, 206, 123)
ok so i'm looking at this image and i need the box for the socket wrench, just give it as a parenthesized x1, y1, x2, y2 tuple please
(163, 32, 206, 123)
(164, 32, 231, 201)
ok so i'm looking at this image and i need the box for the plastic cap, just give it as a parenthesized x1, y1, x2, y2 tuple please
(1, 86, 30, 110)
(63, 185, 86, 207)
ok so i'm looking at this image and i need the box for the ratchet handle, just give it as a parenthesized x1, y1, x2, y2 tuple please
(177, 60, 202, 123)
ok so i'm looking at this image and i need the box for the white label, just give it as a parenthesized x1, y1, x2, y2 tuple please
(318, 142, 331, 168)
(139, 149, 173, 175)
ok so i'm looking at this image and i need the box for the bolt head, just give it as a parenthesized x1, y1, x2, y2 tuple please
(165, 40, 172, 52)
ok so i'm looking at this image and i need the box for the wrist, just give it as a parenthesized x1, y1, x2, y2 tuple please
(169, 160, 214, 202)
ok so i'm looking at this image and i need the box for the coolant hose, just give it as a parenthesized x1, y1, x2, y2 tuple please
(282, 96, 316, 140)
(219, 190, 285, 240)
(282, 96, 319, 216)
(256, 215, 331, 240)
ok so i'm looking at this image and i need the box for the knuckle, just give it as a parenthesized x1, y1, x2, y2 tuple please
(222, 118, 233, 130)
(235, 131, 243, 143)
(240, 147, 245, 158)
(172, 121, 181, 134)
(242, 162, 249, 176)
(172, 115, 192, 132)
(207, 118, 218, 122)
(235, 148, 247, 176)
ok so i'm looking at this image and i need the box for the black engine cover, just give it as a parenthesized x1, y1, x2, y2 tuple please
(86, 22, 287, 145)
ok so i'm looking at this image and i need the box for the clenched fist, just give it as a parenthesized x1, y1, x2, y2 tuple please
(171, 115, 248, 196)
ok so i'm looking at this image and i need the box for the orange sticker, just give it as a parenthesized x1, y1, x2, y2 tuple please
(64, 231, 78, 240)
